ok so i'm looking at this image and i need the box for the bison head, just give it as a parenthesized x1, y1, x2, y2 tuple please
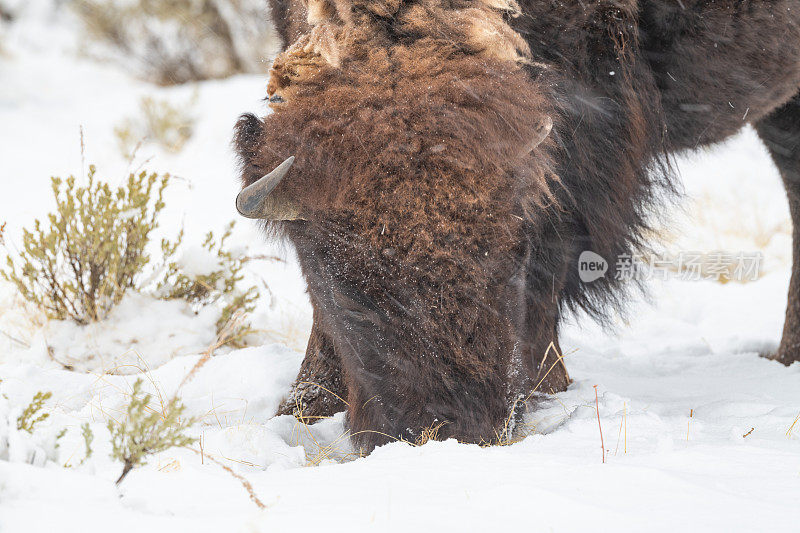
(234, 0, 566, 451)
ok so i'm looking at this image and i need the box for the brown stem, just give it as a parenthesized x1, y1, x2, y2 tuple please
(115, 461, 133, 486)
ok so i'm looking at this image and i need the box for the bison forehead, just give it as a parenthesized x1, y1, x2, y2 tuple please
(284, 0, 532, 71)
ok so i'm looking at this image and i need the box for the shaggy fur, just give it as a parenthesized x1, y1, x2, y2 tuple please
(240, 0, 800, 451)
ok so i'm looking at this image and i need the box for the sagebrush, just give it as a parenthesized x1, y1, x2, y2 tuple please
(115, 95, 197, 158)
(2, 163, 262, 350)
(159, 221, 259, 347)
(71, 0, 279, 85)
(17, 391, 52, 433)
(2, 167, 168, 324)
(108, 378, 196, 484)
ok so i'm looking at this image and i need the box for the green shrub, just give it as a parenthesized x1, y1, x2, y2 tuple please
(2, 161, 264, 350)
(108, 378, 196, 485)
(1, 167, 169, 324)
(17, 391, 52, 433)
(158, 221, 259, 348)
(115, 95, 197, 158)
(71, 0, 278, 85)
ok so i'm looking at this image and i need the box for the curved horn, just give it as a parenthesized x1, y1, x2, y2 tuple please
(236, 156, 304, 220)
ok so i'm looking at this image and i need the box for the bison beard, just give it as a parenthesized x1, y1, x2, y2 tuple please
(236, 0, 800, 452)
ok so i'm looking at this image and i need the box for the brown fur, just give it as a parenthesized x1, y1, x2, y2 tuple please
(245, 0, 800, 451)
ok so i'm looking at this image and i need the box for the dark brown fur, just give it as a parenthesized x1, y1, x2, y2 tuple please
(242, 0, 800, 451)
(267, 0, 309, 48)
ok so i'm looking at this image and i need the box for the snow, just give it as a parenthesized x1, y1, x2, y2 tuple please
(1, 2, 799, 531)
(3, 293, 220, 373)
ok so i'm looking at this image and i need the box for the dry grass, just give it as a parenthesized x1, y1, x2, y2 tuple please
(787, 412, 800, 438)
(284, 386, 363, 466)
(187, 447, 268, 510)
(593, 385, 605, 464)
(413, 421, 447, 447)
(494, 342, 571, 446)
(179, 311, 247, 389)
(614, 402, 627, 455)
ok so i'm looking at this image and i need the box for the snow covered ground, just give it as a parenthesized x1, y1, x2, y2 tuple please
(1, 3, 799, 532)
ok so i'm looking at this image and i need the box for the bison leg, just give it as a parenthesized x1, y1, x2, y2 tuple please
(520, 241, 571, 396)
(507, 310, 570, 434)
(276, 309, 348, 421)
(756, 93, 800, 365)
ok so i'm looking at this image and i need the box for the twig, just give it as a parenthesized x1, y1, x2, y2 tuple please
(188, 448, 267, 509)
(179, 312, 245, 389)
(742, 428, 754, 438)
(241, 254, 286, 264)
(44, 337, 76, 371)
(0, 329, 29, 348)
(786, 412, 800, 438)
(593, 385, 605, 464)
(79, 126, 86, 180)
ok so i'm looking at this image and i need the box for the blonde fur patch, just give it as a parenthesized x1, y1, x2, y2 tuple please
(297, 0, 531, 66)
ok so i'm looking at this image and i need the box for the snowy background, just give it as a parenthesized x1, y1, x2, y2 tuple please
(1, 2, 799, 531)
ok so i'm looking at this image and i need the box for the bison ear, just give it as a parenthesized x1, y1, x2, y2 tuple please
(524, 115, 553, 154)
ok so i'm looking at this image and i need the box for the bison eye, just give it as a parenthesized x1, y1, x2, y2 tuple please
(269, 95, 285, 104)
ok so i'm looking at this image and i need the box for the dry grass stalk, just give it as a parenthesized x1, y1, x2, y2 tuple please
(187, 448, 267, 510)
(413, 421, 447, 447)
(593, 385, 605, 464)
(786, 412, 800, 438)
(179, 311, 246, 389)
(498, 342, 569, 444)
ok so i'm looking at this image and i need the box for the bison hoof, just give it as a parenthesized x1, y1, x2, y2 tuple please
(276, 383, 346, 423)
(762, 348, 800, 366)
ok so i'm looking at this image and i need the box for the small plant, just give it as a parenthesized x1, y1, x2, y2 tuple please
(108, 379, 196, 485)
(1, 167, 169, 324)
(80, 422, 94, 465)
(17, 391, 52, 433)
(115, 96, 197, 158)
(158, 221, 259, 348)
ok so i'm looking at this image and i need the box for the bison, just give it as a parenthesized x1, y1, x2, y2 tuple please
(234, 0, 800, 452)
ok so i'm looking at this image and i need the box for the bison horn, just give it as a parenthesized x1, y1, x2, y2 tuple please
(236, 156, 304, 220)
